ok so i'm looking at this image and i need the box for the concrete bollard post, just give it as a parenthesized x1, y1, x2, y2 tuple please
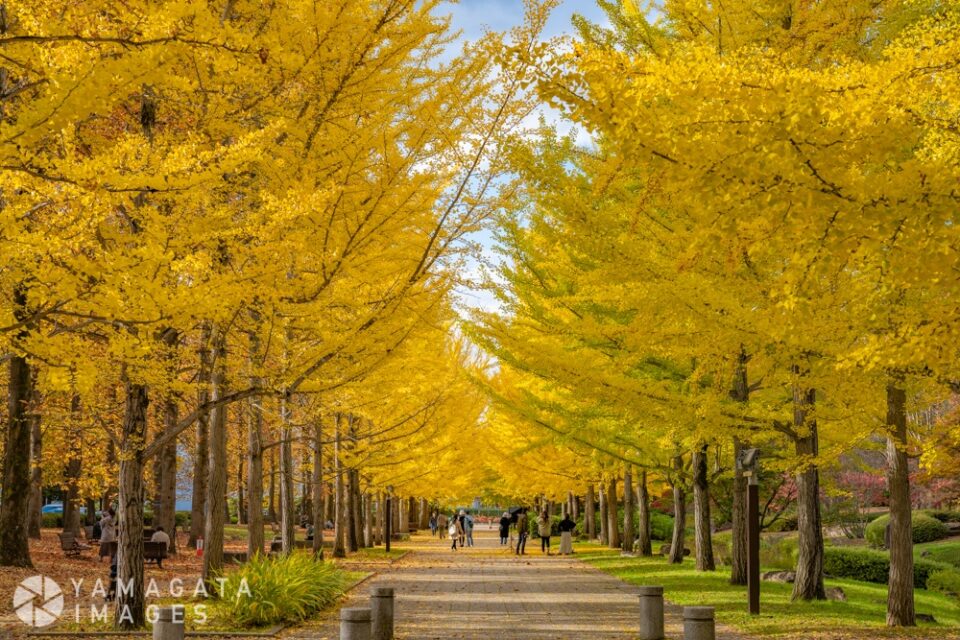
(153, 605, 185, 640)
(683, 606, 716, 640)
(340, 607, 372, 640)
(637, 586, 664, 640)
(370, 587, 395, 640)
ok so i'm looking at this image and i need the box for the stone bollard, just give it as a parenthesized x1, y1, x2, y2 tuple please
(153, 605, 185, 640)
(683, 606, 716, 640)
(340, 607, 372, 640)
(637, 586, 664, 640)
(370, 587, 395, 640)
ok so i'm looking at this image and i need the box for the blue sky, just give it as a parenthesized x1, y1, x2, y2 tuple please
(442, 1, 609, 314)
(442, 0, 609, 42)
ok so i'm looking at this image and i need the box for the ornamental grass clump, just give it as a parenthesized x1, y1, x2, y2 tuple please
(218, 552, 348, 627)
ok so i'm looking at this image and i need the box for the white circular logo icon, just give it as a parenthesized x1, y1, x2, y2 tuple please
(13, 575, 63, 628)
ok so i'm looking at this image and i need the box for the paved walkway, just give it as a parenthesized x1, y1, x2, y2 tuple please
(288, 527, 743, 640)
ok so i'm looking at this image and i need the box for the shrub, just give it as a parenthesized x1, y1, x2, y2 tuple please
(175, 511, 190, 528)
(42, 514, 62, 528)
(649, 512, 674, 541)
(823, 547, 950, 589)
(922, 509, 960, 524)
(766, 515, 798, 533)
(217, 552, 348, 627)
(927, 569, 960, 599)
(865, 512, 949, 547)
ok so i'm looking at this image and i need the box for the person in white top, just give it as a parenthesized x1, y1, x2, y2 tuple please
(98, 508, 117, 560)
(150, 526, 171, 550)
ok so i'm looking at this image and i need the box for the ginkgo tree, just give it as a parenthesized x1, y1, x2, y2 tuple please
(0, 0, 549, 630)
(471, 0, 960, 629)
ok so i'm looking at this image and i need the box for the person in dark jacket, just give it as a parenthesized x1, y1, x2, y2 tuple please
(558, 514, 576, 555)
(499, 512, 511, 545)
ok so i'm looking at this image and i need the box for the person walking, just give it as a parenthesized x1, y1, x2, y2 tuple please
(558, 513, 576, 555)
(465, 511, 475, 547)
(515, 508, 528, 555)
(450, 513, 463, 550)
(498, 512, 511, 545)
(437, 512, 448, 539)
(457, 510, 467, 547)
(429, 511, 438, 537)
(537, 510, 552, 555)
(98, 507, 117, 561)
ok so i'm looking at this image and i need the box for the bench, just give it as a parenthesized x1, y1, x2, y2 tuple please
(144, 541, 168, 568)
(59, 532, 91, 557)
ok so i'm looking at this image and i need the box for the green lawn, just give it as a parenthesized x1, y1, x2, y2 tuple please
(575, 543, 960, 639)
(345, 546, 407, 561)
(916, 538, 960, 569)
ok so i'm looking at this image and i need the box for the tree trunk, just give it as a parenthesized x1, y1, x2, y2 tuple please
(607, 476, 620, 549)
(636, 469, 652, 556)
(156, 396, 178, 554)
(268, 446, 277, 523)
(116, 381, 148, 628)
(189, 325, 212, 548)
(791, 378, 826, 601)
(886, 383, 915, 626)
(396, 498, 403, 535)
(311, 419, 324, 557)
(599, 483, 608, 545)
(324, 481, 334, 525)
(63, 399, 82, 538)
(669, 455, 686, 564)
(202, 333, 227, 582)
(247, 315, 265, 557)
(585, 484, 596, 539)
(730, 347, 750, 584)
(364, 493, 374, 547)
(356, 477, 367, 547)
(730, 437, 748, 584)
(300, 443, 311, 524)
(85, 498, 96, 526)
(622, 466, 635, 552)
(347, 468, 360, 552)
(237, 451, 246, 526)
(27, 398, 43, 539)
(0, 285, 34, 567)
(63, 456, 82, 536)
(377, 493, 386, 546)
(419, 497, 429, 530)
(279, 394, 295, 554)
(333, 414, 346, 558)
(693, 444, 715, 571)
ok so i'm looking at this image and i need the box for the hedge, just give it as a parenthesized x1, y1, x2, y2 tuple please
(41, 513, 63, 528)
(823, 547, 950, 589)
(922, 509, 960, 524)
(865, 512, 949, 547)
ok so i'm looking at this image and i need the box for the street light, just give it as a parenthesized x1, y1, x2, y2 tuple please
(737, 448, 761, 615)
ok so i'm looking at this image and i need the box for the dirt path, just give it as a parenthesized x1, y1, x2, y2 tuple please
(289, 527, 744, 640)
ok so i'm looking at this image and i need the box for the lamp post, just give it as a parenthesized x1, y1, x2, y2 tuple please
(385, 486, 393, 553)
(738, 448, 761, 615)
